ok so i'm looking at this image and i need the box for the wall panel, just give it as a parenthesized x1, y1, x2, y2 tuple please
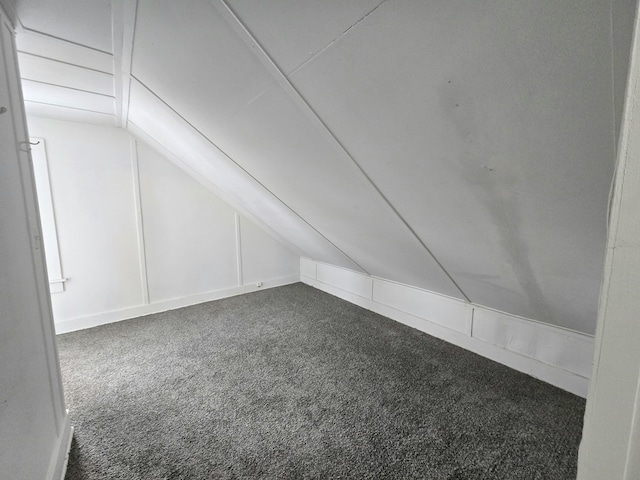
(26, 115, 299, 332)
(137, 140, 238, 302)
(239, 215, 300, 286)
(27, 116, 144, 321)
(316, 263, 371, 299)
(373, 279, 471, 334)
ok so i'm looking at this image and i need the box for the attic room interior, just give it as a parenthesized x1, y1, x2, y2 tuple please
(2, 0, 640, 479)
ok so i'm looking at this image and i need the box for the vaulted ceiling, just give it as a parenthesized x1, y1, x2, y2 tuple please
(1, 0, 635, 334)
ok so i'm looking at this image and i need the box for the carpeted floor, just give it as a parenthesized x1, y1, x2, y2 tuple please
(57, 283, 585, 479)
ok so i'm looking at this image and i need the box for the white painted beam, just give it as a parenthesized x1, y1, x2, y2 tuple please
(127, 119, 306, 259)
(111, 0, 138, 127)
(127, 76, 367, 272)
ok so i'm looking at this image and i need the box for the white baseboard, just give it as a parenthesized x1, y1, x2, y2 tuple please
(46, 413, 73, 480)
(301, 258, 594, 398)
(54, 275, 299, 334)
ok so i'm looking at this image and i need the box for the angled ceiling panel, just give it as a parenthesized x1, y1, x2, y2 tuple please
(213, 83, 464, 297)
(126, 78, 365, 272)
(132, 0, 274, 137)
(23, 101, 116, 126)
(21, 79, 115, 113)
(12, 22, 116, 121)
(16, 31, 113, 73)
(8, 0, 113, 53)
(283, 0, 614, 331)
(18, 53, 113, 95)
(129, 0, 464, 297)
(225, 0, 382, 74)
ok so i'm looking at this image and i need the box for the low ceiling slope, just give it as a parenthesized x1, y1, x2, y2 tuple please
(2, 0, 635, 334)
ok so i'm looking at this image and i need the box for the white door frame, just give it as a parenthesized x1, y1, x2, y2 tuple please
(577, 3, 640, 478)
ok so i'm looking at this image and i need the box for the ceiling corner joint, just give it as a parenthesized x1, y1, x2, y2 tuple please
(112, 0, 138, 128)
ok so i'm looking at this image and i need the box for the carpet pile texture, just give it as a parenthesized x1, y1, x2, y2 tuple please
(57, 283, 585, 479)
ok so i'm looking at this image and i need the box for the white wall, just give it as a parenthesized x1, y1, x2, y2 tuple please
(240, 215, 303, 286)
(26, 116, 299, 333)
(0, 6, 71, 479)
(28, 117, 144, 320)
(137, 139, 239, 302)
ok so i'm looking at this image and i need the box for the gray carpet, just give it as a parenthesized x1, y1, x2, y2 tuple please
(58, 283, 585, 479)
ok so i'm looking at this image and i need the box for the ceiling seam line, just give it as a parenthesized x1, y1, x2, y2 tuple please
(227, 81, 277, 125)
(21, 27, 113, 56)
(288, 0, 389, 78)
(16, 51, 113, 75)
(22, 78, 115, 98)
(23, 99, 114, 115)
(130, 75, 371, 275)
(213, 0, 471, 302)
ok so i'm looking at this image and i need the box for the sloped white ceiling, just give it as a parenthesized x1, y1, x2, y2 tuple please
(6, 0, 112, 52)
(2, 0, 635, 333)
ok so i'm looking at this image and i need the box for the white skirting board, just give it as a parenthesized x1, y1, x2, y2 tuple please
(54, 275, 299, 334)
(300, 258, 594, 397)
(46, 413, 73, 480)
